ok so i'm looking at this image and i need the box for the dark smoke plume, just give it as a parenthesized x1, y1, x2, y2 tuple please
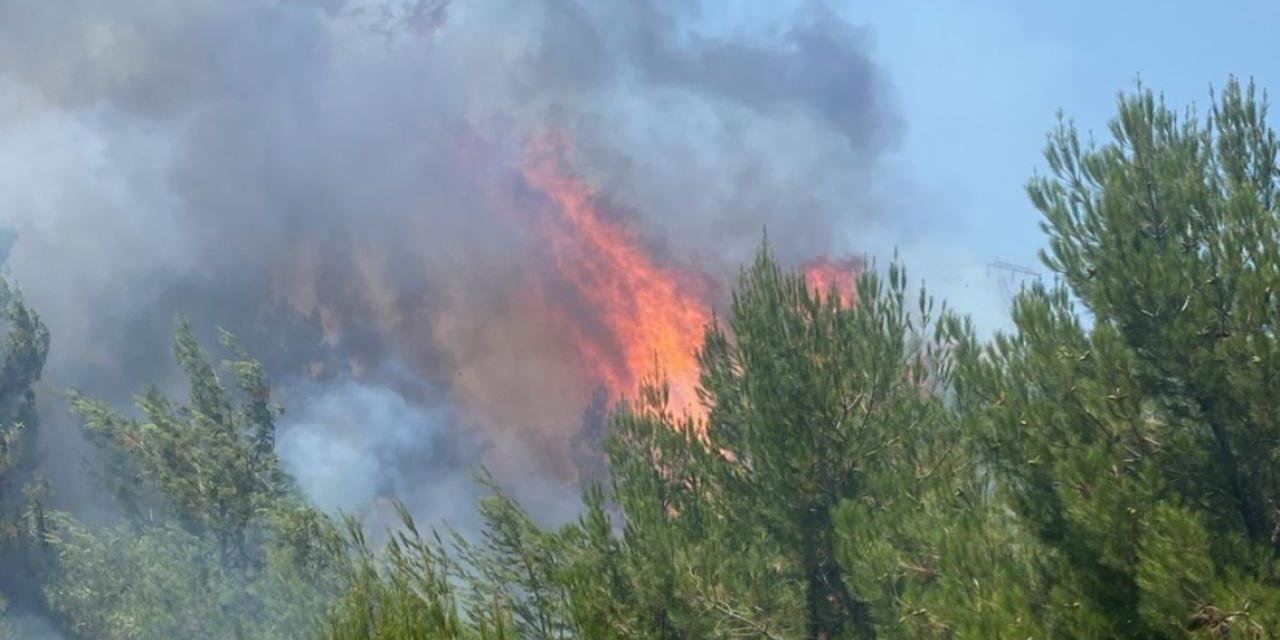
(0, 0, 899, 524)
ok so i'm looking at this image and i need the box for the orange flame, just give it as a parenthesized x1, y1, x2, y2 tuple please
(803, 254, 864, 308)
(520, 132, 710, 418)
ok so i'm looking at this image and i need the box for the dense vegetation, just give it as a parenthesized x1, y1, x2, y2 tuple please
(3, 78, 1280, 638)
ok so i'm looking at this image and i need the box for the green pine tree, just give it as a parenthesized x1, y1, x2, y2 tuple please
(446, 242, 993, 640)
(0, 279, 49, 636)
(323, 506, 516, 640)
(952, 77, 1280, 637)
(0, 278, 50, 505)
(40, 317, 340, 639)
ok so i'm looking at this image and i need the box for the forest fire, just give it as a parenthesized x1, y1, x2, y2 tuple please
(803, 254, 865, 308)
(272, 129, 861, 468)
(520, 132, 711, 419)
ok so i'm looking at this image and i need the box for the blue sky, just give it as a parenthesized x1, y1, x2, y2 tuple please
(867, 1, 1279, 254)
(789, 1, 1280, 328)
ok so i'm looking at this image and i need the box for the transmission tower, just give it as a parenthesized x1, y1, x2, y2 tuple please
(986, 260, 1041, 299)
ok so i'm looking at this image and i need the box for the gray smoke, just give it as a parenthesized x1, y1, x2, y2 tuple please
(276, 378, 486, 531)
(0, 0, 900, 524)
(1, 612, 68, 640)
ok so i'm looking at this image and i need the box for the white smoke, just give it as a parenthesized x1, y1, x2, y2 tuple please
(277, 380, 484, 531)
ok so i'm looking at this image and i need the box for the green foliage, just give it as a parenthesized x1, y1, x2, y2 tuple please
(43, 512, 247, 639)
(427, 244, 986, 640)
(69, 317, 288, 562)
(324, 507, 515, 640)
(0, 278, 50, 506)
(698, 246, 956, 638)
(40, 318, 340, 639)
(0, 279, 50, 631)
(41, 506, 341, 640)
(11, 76, 1280, 640)
(366, 79, 1280, 639)
(454, 474, 572, 639)
(953, 76, 1280, 636)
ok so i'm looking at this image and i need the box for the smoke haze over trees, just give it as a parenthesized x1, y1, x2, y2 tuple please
(2, 1, 1280, 638)
(0, 0, 905, 536)
(315, 76, 1280, 639)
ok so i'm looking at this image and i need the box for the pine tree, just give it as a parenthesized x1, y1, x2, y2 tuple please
(324, 505, 516, 640)
(450, 242, 984, 639)
(692, 246, 957, 639)
(952, 77, 1280, 636)
(41, 317, 339, 639)
(0, 278, 50, 505)
(0, 279, 50, 628)
(323, 78, 1280, 639)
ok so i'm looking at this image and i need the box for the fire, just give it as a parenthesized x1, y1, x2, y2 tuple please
(267, 127, 872, 479)
(803, 254, 864, 308)
(520, 132, 710, 418)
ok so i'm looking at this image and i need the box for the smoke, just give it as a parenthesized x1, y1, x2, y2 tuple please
(276, 376, 495, 536)
(0, 0, 900, 523)
(1, 612, 67, 640)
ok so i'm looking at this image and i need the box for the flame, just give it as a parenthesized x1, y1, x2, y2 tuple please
(803, 254, 864, 308)
(269, 127, 869, 479)
(520, 132, 710, 418)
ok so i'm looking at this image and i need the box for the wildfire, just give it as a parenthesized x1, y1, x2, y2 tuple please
(520, 132, 711, 418)
(267, 127, 870, 480)
(803, 254, 864, 308)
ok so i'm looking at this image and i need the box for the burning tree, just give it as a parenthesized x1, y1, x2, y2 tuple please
(441, 241, 1007, 639)
(18, 76, 1280, 640)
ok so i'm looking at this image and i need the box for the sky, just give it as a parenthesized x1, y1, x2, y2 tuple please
(831, 0, 1280, 327)
(2, 0, 1279, 530)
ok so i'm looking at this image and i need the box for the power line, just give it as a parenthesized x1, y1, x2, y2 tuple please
(986, 261, 1041, 299)
(986, 261, 1041, 279)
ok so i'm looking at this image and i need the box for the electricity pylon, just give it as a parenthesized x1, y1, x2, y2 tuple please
(986, 260, 1041, 299)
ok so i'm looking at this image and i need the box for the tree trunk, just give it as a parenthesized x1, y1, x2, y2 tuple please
(1198, 394, 1265, 542)
(801, 504, 874, 640)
